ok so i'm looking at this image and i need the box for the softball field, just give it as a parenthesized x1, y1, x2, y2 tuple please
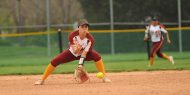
(1, 70, 190, 95)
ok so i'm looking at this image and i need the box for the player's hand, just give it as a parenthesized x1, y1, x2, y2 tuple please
(71, 44, 82, 54)
(167, 39, 171, 44)
(78, 64, 83, 69)
(76, 44, 82, 50)
(144, 38, 149, 42)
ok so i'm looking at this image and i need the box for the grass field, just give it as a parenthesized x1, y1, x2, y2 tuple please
(0, 46, 190, 75)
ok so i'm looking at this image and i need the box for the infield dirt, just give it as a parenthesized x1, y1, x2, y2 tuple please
(0, 70, 190, 95)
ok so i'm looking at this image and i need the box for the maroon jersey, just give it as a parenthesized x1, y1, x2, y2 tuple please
(68, 30, 94, 47)
(68, 30, 94, 57)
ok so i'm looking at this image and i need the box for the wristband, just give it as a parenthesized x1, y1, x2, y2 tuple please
(78, 57, 85, 65)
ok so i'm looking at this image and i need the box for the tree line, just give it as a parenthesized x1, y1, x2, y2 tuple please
(0, 0, 189, 32)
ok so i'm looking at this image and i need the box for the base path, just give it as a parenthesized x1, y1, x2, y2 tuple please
(0, 70, 190, 95)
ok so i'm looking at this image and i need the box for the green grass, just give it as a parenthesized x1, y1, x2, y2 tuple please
(0, 46, 190, 75)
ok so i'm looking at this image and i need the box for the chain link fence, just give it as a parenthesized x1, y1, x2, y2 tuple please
(0, 0, 190, 56)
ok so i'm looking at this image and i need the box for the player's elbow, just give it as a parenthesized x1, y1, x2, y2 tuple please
(71, 45, 79, 54)
(73, 48, 80, 54)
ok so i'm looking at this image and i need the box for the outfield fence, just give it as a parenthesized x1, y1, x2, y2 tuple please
(0, 0, 190, 56)
(1, 27, 190, 37)
(0, 27, 190, 55)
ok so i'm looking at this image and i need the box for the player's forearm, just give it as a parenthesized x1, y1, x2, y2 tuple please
(144, 27, 149, 41)
(166, 32, 171, 44)
(78, 42, 92, 65)
(81, 42, 92, 57)
(144, 33, 149, 41)
(85, 42, 92, 52)
(166, 32, 170, 41)
(81, 51, 88, 57)
(78, 51, 87, 66)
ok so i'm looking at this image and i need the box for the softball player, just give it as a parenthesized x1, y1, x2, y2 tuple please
(144, 18, 175, 66)
(35, 19, 111, 85)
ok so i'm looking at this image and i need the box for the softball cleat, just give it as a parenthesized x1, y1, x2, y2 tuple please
(102, 77, 112, 83)
(34, 79, 44, 85)
(169, 56, 175, 64)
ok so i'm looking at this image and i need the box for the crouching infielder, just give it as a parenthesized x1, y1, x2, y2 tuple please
(35, 19, 111, 85)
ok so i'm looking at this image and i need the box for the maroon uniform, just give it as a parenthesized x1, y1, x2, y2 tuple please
(51, 30, 101, 67)
(34, 19, 112, 85)
(145, 24, 167, 58)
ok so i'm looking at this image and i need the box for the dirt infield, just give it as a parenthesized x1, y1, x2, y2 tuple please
(0, 70, 190, 95)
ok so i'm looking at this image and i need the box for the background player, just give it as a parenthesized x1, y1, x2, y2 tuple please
(35, 19, 111, 85)
(144, 18, 175, 66)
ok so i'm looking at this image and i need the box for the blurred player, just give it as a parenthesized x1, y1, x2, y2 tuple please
(35, 19, 111, 85)
(144, 18, 175, 66)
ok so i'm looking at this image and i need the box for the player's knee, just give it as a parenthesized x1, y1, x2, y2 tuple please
(94, 55, 101, 62)
(51, 59, 61, 67)
(88, 50, 102, 62)
(93, 53, 101, 62)
(150, 53, 154, 57)
(157, 53, 163, 58)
